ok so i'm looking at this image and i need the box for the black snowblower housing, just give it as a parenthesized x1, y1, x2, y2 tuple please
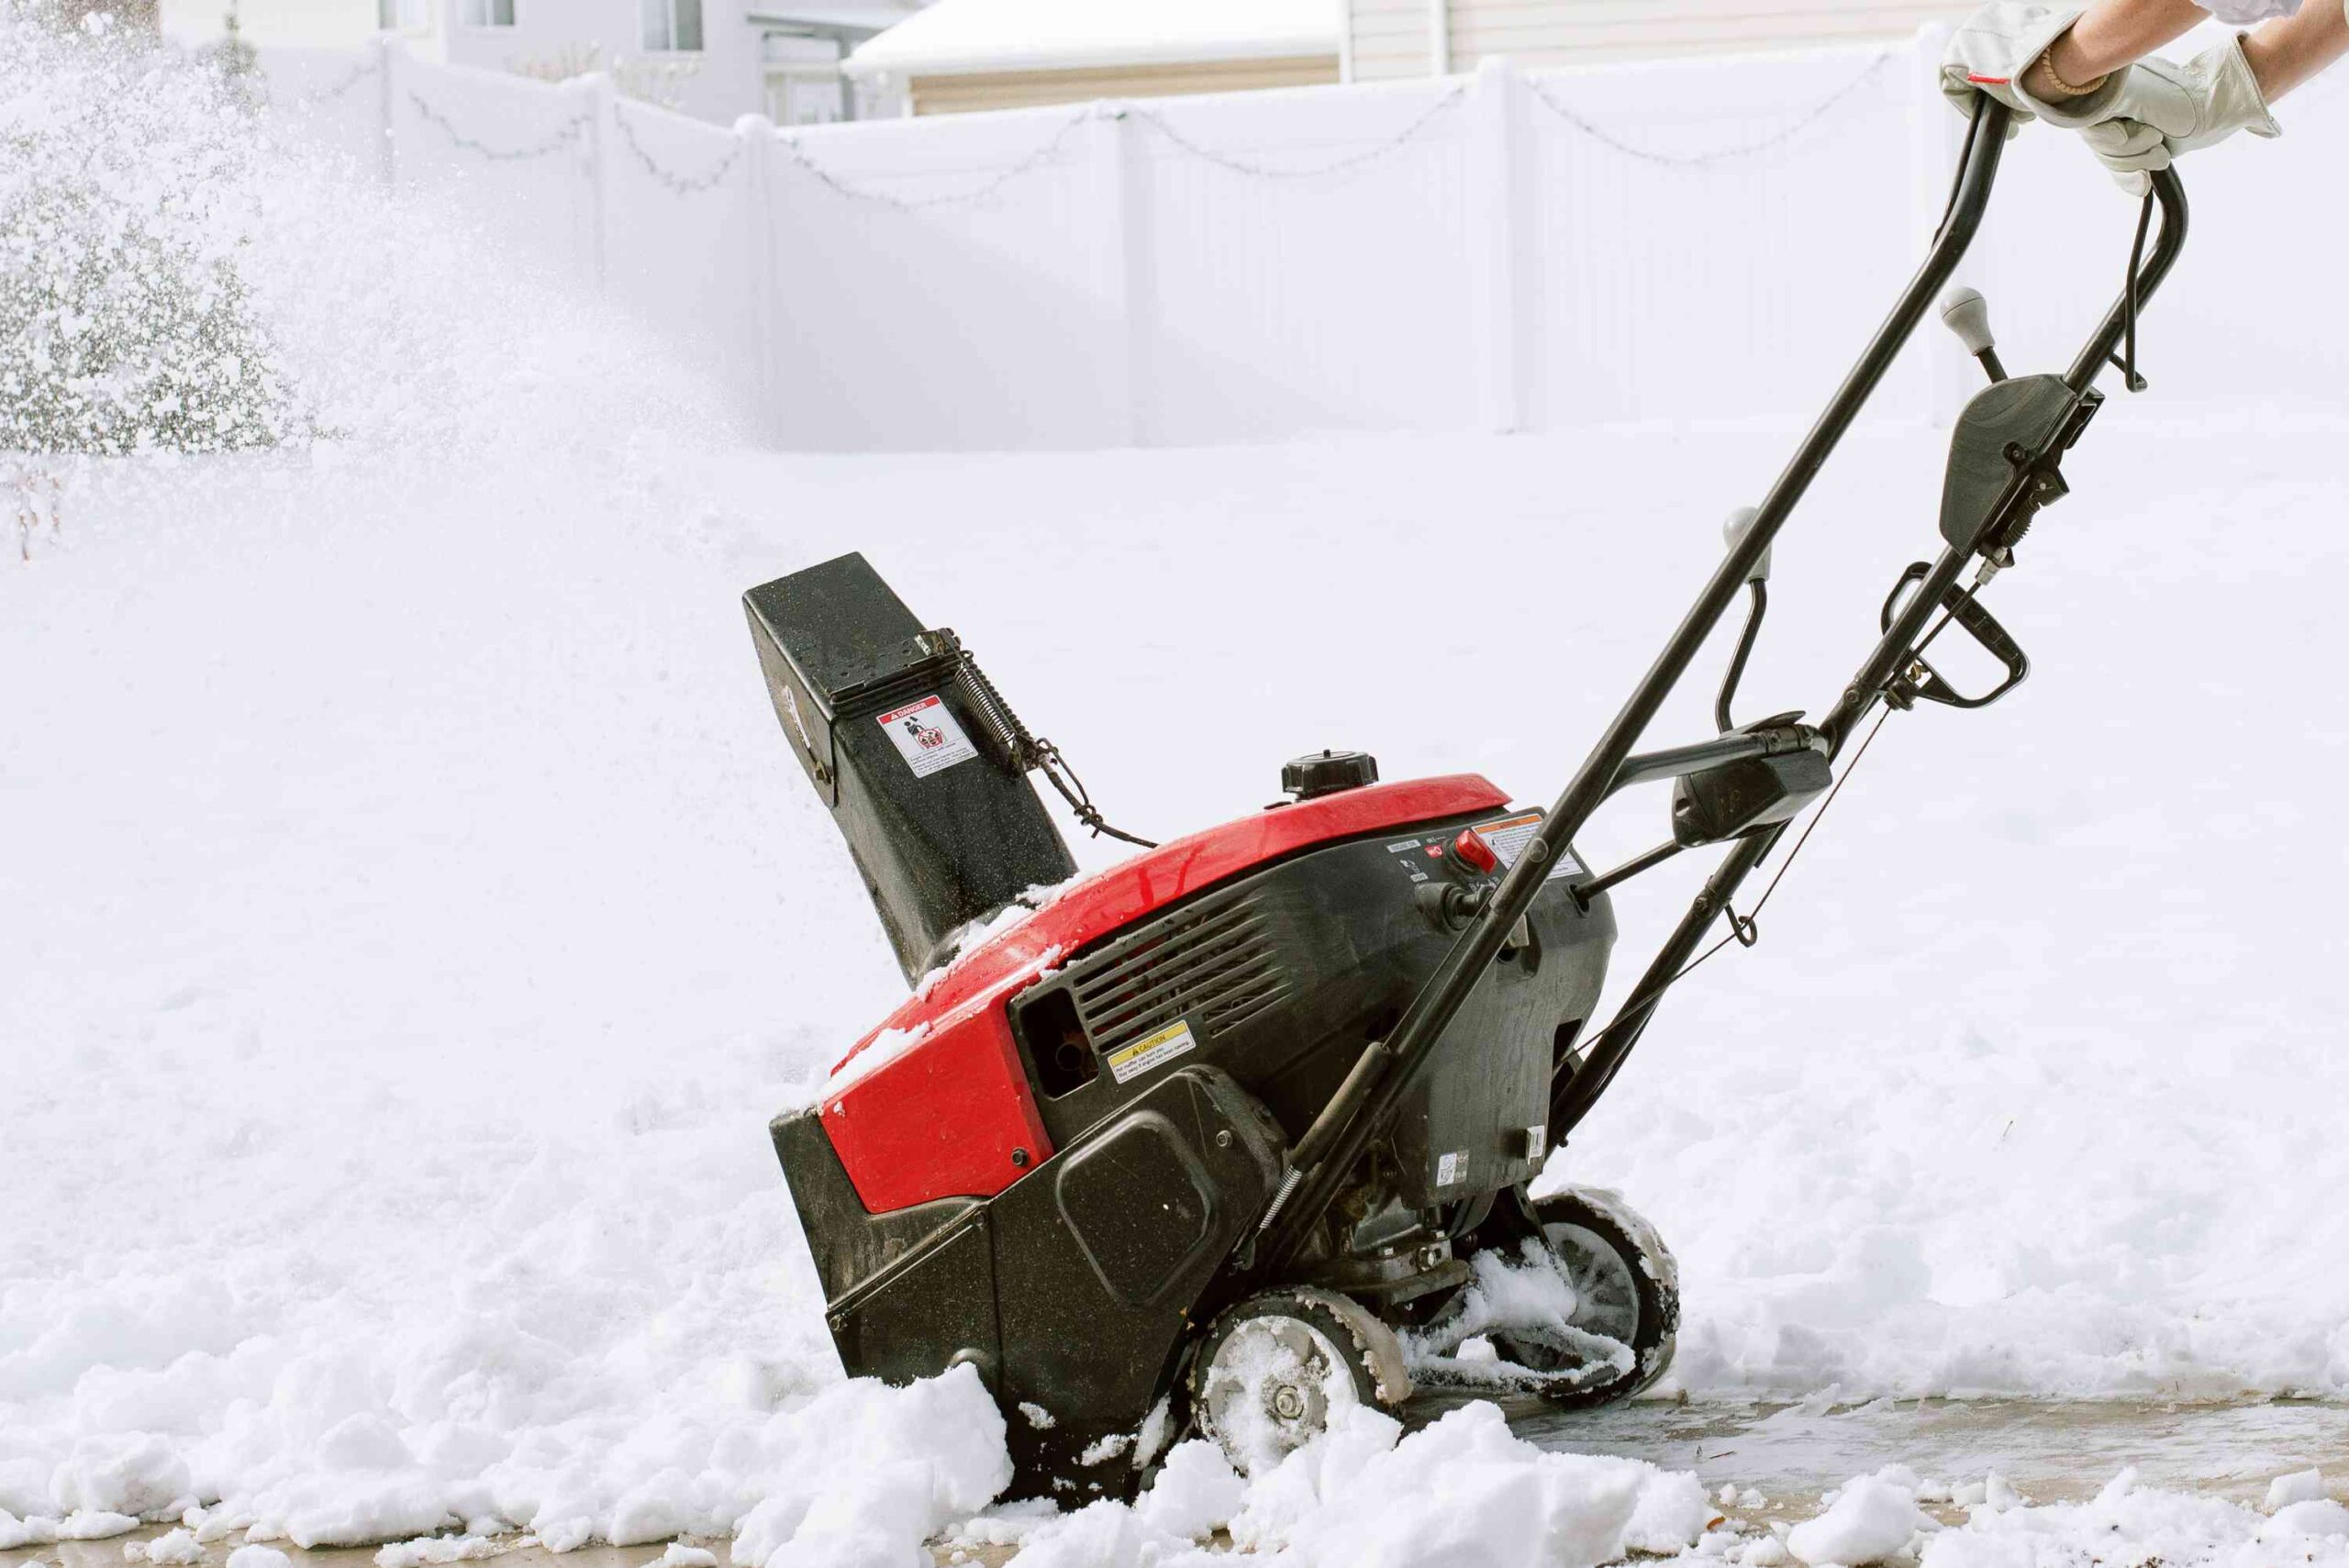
(746, 98, 2190, 1500)
(744, 556, 1076, 982)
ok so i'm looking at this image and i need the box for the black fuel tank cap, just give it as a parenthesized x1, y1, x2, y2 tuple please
(1281, 750, 1379, 801)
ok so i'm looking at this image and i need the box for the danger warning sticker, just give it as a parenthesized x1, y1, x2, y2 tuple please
(1435, 1149, 1468, 1188)
(876, 695, 977, 779)
(1105, 1018, 1197, 1084)
(1472, 812, 1582, 882)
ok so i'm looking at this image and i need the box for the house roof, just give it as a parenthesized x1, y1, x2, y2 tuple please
(843, 0, 1339, 80)
(747, 2, 921, 35)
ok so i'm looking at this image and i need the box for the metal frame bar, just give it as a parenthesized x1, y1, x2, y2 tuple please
(1259, 100, 2192, 1273)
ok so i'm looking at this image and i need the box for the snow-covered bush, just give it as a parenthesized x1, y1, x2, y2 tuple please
(0, 5, 299, 455)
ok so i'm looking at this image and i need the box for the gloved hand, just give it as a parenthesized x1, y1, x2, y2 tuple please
(1941, 4, 2129, 131)
(2075, 34, 2281, 194)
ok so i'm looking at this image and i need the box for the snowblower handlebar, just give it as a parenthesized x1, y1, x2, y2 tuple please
(1254, 97, 2190, 1276)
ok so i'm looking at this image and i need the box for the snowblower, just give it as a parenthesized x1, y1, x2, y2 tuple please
(743, 98, 2187, 1494)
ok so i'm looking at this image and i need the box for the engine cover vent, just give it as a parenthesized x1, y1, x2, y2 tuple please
(1072, 894, 1291, 1058)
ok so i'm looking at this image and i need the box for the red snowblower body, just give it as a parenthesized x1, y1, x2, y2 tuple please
(744, 98, 2188, 1498)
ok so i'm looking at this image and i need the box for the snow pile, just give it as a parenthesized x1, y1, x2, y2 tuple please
(1011, 1404, 1711, 1567)
(1924, 1467, 2349, 1568)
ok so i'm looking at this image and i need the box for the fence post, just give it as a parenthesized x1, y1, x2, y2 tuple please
(1091, 106, 1150, 447)
(1912, 21, 1972, 426)
(374, 32, 398, 189)
(575, 72, 617, 295)
(1466, 57, 1527, 433)
(737, 114, 785, 445)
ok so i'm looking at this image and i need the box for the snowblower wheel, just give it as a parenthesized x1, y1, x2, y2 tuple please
(1494, 1186, 1680, 1407)
(1188, 1287, 1410, 1476)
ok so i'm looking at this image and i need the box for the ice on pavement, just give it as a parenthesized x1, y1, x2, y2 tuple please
(8, 9, 2349, 1568)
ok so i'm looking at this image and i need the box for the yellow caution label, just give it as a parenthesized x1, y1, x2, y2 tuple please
(1105, 1018, 1197, 1084)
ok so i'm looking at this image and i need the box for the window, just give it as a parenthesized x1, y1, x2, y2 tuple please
(460, 0, 513, 27)
(640, 0, 702, 51)
(376, 0, 427, 30)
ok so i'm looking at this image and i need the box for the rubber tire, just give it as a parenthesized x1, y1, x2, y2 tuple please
(1498, 1185, 1680, 1408)
(1186, 1287, 1408, 1475)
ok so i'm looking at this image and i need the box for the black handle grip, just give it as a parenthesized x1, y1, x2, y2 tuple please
(1879, 562, 2030, 710)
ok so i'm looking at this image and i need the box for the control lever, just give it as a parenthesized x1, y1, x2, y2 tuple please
(1714, 506, 1770, 732)
(1940, 286, 2008, 383)
(1878, 562, 2030, 710)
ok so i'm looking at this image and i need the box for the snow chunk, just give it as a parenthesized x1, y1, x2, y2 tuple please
(57, 1516, 141, 1542)
(2268, 1469, 2329, 1511)
(1130, 1442, 1243, 1543)
(227, 1548, 291, 1568)
(1075, 1433, 1130, 1468)
(941, 1498, 1057, 1550)
(1787, 1475, 1928, 1566)
(122, 1531, 201, 1564)
(0, 1518, 59, 1552)
(373, 1535, 503, 1568)
(2264, 1499, 2349, 1539)
(653, 1546, 718, 1568)
(1625, 1468, 1719, 1554)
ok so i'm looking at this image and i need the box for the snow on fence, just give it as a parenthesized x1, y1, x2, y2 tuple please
(266, 31, 2349, 451)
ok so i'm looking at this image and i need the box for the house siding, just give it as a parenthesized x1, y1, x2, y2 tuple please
(1346, 0, 1966, 76)
(907, 54, 1341, 115)
(1349, 0, 1439, 82)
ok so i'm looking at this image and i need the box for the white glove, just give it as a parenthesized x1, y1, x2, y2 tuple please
(1942, 4, 2129, 131)
(2076, 34, 2281, 194)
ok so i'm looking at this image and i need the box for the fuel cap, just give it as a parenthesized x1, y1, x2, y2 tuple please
(1281, 750, 1379, 801)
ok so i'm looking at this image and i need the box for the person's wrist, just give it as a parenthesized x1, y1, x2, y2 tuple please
(2030, 28, 2111, 97)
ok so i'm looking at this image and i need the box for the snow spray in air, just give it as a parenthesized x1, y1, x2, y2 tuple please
(0, 3, 731, 467)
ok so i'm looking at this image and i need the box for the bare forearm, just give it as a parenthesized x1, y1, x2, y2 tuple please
(2242, 0, 2349, 96)
(2049, 0, 2349, 98)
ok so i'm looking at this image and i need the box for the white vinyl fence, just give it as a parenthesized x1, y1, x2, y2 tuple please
(262, 32, 2349, 451)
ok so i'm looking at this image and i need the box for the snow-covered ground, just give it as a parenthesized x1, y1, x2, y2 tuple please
(12, 404, 2349, 1562)
(7, 14, 2349, 1568)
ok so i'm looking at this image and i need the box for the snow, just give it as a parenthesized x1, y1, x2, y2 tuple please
(371, 1534, 507, 1568)
(2267, 1468, 2329, 1510)
(1787, 1475, 1928, 1566)
(818, 1022, 931, 1102)
(2267, 1500, 2349, 1539)
(119, 1529, 201, 1564)
(1126, 1442, 1243, 1544)
(843, 0, 1336, 79)
(1405, 1240, 1635, 1394)
(1000, 1407, 1709, 1566)
(9, 12, 2349, 1568)
(1926, 1469, 2349, 1568)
